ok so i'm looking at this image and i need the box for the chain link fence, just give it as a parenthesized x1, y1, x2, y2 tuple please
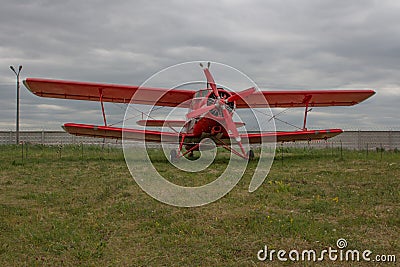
(1, 130, 399, 150)
(0, 131, 120, 146)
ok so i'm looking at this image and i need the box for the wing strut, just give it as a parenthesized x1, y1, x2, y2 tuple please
(99, 88, 107, 126)
(302, 95, 312, 130)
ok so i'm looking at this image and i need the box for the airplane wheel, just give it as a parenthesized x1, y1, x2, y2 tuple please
(188, 151, 194, 159)
(247, 149, 254, 161)
(170, 149, 178, 162)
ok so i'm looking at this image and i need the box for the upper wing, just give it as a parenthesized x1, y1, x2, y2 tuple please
(235, 89, 375, 108)
(24, 78, 196, 108)
(24, 78, 375, 109)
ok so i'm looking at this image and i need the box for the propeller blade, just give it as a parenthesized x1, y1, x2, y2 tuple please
(227, 87, 256, 102)
(203, 68, 219, 98)
(186, 104, 216, 119)
(222, 108, 247, 155)
(222, 108, 240, 141)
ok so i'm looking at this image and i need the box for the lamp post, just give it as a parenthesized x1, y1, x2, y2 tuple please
(10, 65, 22, 145)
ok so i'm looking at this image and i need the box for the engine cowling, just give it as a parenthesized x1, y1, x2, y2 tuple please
(207, 90, 235, 117)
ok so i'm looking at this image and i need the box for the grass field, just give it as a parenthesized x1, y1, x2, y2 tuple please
(0, 144, 399, 266)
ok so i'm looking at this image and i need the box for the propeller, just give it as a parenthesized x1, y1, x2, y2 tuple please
(222, 108, 240, 141)
(186, 104, 216, 119)
(227, 87, 256, 102)
(222, 108, 246, 154)
(188, 63, 255, 156)
(200, 63, 220, 98)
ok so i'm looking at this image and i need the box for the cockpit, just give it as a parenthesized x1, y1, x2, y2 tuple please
(194, 89, 210, 98)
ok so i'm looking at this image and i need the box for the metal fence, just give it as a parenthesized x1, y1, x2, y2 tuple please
(0, 131, 121, 146)
(283, 130, 400, 150)
(0, 130, 399, 150)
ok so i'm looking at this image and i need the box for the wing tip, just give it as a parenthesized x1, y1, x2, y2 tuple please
(23, 78, 45, 97)
(23, 79, 32, 92)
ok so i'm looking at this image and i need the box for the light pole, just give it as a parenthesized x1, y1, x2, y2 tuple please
(10, 65, 22, 145)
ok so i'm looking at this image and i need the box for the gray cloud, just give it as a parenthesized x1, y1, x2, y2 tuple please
(1, 0, 399, 131)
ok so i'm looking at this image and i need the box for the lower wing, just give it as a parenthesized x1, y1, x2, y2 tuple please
(243, 129, 343, 143)
(63, 123, 342, 144)
(63, 123, 184, 143)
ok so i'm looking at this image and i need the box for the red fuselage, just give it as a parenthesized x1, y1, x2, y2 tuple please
(184, 88, 235, 138)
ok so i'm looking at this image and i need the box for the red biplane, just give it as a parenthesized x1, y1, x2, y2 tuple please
(23, 64, 375, 160)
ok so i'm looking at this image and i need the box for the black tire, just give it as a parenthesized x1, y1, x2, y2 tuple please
(247, 149, 255, 160)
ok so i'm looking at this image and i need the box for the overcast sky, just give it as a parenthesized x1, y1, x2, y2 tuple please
(1, 0, 399, 132)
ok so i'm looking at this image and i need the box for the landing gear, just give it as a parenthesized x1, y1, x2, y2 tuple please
(247, 149, 254, 161)
(188, 151, 194, 159)
(170, 149, 178, 162)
